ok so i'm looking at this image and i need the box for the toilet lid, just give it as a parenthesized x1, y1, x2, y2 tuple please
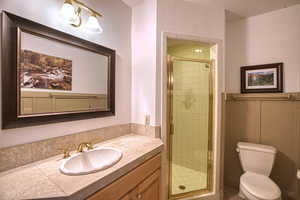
(241, 172, 281, 200)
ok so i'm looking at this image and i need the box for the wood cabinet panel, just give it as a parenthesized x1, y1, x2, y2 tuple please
(20, 91, 107, 115)
(33, 98, 52, 113)
(296, 102, 300, 172)
(119, 194, 131, 200)
(90, 98, 107, 110)
(224, 101, 260, 187)
(55, 98, 90, 112)
(137, 169, 160, 200)
(88, 154, 161, 200)
(261, 101, 299, 199)
(296, 102, 300, 199)
(21, 98, 33, 114)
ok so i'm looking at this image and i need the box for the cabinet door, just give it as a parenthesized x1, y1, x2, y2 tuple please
(119, 194, 131, 200)
(136, 169, 160, 200)
(87, 154, 161, 200)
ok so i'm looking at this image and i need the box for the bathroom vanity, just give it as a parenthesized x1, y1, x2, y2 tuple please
(88, 154, 161, 200)
(0, 135, 163, 200)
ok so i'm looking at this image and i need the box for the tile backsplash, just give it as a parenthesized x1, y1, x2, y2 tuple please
(0, 123, 161, 172)
(131, 123, 161, 138)
(0, 124, 131, 172)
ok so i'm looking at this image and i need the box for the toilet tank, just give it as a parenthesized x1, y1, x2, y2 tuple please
(237, 142, 277, 176)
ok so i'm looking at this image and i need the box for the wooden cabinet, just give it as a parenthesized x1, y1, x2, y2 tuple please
(135, 169, 160, 200)
(88, 154, 161, 200)
(119, 194, 131, 200)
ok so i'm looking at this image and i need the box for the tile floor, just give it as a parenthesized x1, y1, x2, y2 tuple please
(171, 163, 207, 195)
(170, 163, 243, 200)
(224, 186, 243, 200)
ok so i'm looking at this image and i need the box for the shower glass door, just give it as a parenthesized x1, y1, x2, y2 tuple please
(168, 57, 213, 199)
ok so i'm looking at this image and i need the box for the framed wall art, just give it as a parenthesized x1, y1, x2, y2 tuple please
(241, 63, 283, 93)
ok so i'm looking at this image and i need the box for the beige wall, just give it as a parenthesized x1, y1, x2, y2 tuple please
(158, 2, 226, 197)
(158, 0, 225, 126)
(226, 4, 300, 93)
(224, 95, 300, 200)
(0, 0, 132, 148)
(131, 0, 157, 126)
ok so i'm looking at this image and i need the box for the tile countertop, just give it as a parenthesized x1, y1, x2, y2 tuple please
(0, 134, 163, 200)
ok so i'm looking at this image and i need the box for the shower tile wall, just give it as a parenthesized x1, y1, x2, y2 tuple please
(172, 60, 210, 173)
(169, 42, 211, 175)
(168, 43, 210, 60)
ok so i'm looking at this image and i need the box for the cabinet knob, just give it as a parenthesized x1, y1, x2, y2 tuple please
(137, 194, 142, 199)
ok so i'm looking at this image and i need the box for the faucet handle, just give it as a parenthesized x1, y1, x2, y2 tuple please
(58, 147, 71, 159)
(58, 144, 76, 159)
(86, 142, 94, 150)
(62, 149, 71, 159)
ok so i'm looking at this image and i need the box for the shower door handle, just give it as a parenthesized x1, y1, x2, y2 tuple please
(170, 123, 174, 135)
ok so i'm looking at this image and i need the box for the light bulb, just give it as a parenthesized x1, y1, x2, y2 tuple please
(60, 1, 77, 24)
(85, 15, 103, 33)
(194, 49, 203, 53)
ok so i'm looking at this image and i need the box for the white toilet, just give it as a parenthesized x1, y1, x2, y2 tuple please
(236, 142, 281, 200)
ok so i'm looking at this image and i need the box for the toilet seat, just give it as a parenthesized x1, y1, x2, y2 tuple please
(240, 172, 281, 200)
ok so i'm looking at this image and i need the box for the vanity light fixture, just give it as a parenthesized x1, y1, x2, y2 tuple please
(84, 13, 103, 33)
(60, 0, 103, 33)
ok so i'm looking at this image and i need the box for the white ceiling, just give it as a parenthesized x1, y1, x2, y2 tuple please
(122, 0, 141, 7)
(122, 0, 300, 21)
(224, 0, 300, 21)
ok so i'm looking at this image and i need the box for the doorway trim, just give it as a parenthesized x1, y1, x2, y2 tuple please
(160, 32, 224, 200)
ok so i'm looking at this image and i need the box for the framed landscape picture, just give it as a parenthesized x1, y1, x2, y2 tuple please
(241, 63, 283, 93)
(20, 50, 72, 91)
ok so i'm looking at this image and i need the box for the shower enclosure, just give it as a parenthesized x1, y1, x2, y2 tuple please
(167, 56, 214, 199)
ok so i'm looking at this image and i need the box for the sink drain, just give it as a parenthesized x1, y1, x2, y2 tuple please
(178, 185, 186, 190)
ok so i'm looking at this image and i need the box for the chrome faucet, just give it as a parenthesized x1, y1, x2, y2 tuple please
(77, 142, 94, 153)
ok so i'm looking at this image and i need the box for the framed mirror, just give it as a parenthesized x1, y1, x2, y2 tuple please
(1, 12, 115, 129)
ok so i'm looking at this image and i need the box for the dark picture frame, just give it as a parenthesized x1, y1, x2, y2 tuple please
(241, 63, 283, 93)
(1, 11, 116, 129)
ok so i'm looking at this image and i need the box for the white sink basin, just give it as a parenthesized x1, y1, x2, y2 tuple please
(60, 147, 122, 175)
